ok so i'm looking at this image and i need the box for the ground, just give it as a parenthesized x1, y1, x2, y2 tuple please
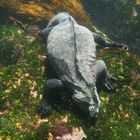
(0, 1, 140, 140)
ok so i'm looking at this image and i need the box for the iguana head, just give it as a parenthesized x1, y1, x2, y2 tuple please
(72, 86, 100, 118)
(39, 12, 77, 39)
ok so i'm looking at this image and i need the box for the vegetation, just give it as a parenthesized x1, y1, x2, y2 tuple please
(0, 0, 140, 140)
(81, 0, 140, 54)
(0, 0, 94, 30)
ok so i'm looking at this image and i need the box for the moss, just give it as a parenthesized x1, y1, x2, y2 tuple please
(0, 0, 94, 31)
(0, 1, 140, 139)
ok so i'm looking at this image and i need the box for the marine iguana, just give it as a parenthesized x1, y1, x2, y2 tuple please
(39, 12, 128, 118)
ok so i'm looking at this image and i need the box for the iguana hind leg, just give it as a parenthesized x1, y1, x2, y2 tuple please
(104, 75, 117, 92)
(94, 60, 107, 93)
(94, 60, 117, 93)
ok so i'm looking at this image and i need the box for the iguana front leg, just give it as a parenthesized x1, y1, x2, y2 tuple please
(92, 32, 128, 50)
(39, 79, 64, 117)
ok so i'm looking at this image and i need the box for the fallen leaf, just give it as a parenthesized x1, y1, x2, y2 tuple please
(38, 55, 47, 61)
(136, 0, 140, 6)
(61, 115, 68, 123)
(131, 92, 138, 97)
(56, 134, 71, 140)
(16, 122, 23, 129)
(29, 119, 48, 130)
(0, 110, 8, 116)
(30, 90, 38, 98)
(6, 136, 11, 140)
(25, 35, 36, 43)
(124, 113, 130, 120)
(71, 127, 87, 140)
(5, 89, 11, 93)
(25, 73, 30, 78)
(48, 133, 53, 140)
(8, 36, 16, 41)
(13, 84, 17, 89)
(138, 61, 140, 66)
(132, 7, 137, 17)
(18, 30, 22, 34)
(0, 136, 3, 140)
(17, 78, 21, 86)
(54, 127, 86, 140)
(37, 119, 48, 124)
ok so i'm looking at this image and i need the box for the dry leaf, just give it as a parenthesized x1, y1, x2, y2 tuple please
(30, 90, 38, 98)
(55, 127, 86, 140)
(25, 73, 30, 78)
(0, 110, 8, 116)
(48, 133, 53, 140)
(61, 115, 68, 123)
(37, 119, 48, 124)
(29, 119, 48, 130)
(71, 127, 87, 140)
(38, 55, 47, 61)
(8, 36, 16, 41)
(138, 61, 140, 66)
(131, 92, 138, 97)
(124, 114, 130, 120)
(136, 0, 140, 5)
(25, 35, 36, 43)
(17, 78, 21, 86)
(16, 122, 23, 129)
(0, 136, 3, 140)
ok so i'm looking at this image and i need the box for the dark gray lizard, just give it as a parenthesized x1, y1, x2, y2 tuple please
(39, 12, 128, 118)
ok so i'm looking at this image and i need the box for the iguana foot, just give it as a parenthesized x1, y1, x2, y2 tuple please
(39, 99, 52, 117)
(89, 105, 99, 118)
(118, 43, 129, 50)
(104, 75, 117, 92)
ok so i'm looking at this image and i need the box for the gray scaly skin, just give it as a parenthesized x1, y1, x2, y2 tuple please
(39, 12, 128, 118)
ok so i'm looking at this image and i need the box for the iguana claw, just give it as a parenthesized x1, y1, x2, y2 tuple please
(39, 99, 52, 117)
(104, 75, 117, 92)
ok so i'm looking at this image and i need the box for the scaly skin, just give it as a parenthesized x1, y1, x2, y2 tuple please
(39, 12, 128, 118)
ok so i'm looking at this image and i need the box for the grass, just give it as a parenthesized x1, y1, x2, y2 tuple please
(0, 21, 140, 140)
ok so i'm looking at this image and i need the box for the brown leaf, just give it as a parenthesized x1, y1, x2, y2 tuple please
(61, 115, 68, 123)
(0, 136, 3, 140)
(29, 119, 48, 130)
(136, 0, 140, 6)
(37, 119, 48, 124)
(38, 55, 47, 61)
(25, 35, 36, 43)
(0, 110, 8, 116)
(71, 127, 87, 140)
(131, 92, 138, 97)
(8, 36, 16, 41)
(55, 127, 86, 140)
(124, 114, 130, 120)
(25, 73, 30, 78)
(30, 90, 38, 98)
